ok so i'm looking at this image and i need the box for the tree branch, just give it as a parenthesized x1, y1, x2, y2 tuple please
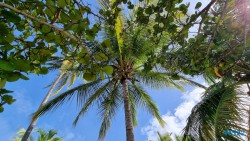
(206, 0, 228, 57)
(0, 2, 91, 55)
(162, 0, 216, 52)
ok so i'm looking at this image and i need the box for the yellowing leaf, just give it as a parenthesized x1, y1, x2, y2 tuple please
(214, 67, 222, 78)
(219, 62, 224, 67)
(115, 14, 124, 54)
(68, 73, 76, 88)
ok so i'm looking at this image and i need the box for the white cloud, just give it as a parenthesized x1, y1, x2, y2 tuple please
(64, 132, 76, 141)
(0, 117, 16, 141)
(61, 128, 86, 141)
(141, 86, 206, 141)
(12, 89, 35, 115)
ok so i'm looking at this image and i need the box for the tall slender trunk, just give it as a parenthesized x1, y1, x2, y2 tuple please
(122, 80, 135, 141)
(247, 84, 250, 141)
(21, 73, 64, 141)
(248, 105, 250, 141)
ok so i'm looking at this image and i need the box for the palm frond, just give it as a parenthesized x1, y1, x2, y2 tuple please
(130, 83, 165, 127)
(46, 56, 64, 71)
(13, 128, 34, 141)
(98, 82, 122, 140)
(36, 129, 47, 140)
(129, 93, 138, 127)
(214, 85, 247, 140)
(97, 0, 111, 11)
(183, 82, 247, 141)
(36, 128, 62, 141)
(178, 75, 207, 90)
(122, 27, 156, 62)
(135, 71, 183, 91)
(46, 129, 58, 140)
(32, 79, 104, 120)
(68, 72, 77, 88)
(73, 80, 116, 126)
(52, 72, 68, 96)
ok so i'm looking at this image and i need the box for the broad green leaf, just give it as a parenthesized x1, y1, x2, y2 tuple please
(1, 10, 21, 23)
(101, 39, 111, 48)
(12, 59, 31, 72)
(0, 22, 9, 36)
(5, 34, 15, 43)
(40, 67, 49, 74)
(195, 2, 202, 9)
(0, 89, 13, 94)
(35, 67, 49, 74)
(60, 12, 71, 22)
(0, 79, 7, 89)
(78, 56, 90, 65)
(55, 35, 62, 44)
(188, 38, 195, 43)
(102, 66, 114, 75)
(179, 4, 188, 13)
(58, 0, 67, 7)
(0, 59, 15, 71)
(42, 25, 51, 33)
(2, 95, 15, 104)
(0, 107, 4, 113)
(20, 74, 29, 80)
(7, 73, 20, 82)
(83, 73, 96, 81)
(95, 52, 108, 61)
(40, 49, 51, 56)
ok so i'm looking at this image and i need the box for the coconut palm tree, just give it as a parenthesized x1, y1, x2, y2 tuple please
(21, 58, 80, 141)
(32, 18, 206, 141)
(14, 128, 62, 141)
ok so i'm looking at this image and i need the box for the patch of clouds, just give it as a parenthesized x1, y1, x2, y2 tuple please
(12, 89, 35, 115)
(141, 86, 206, 141)
(64, 132, 76, 141)
(61, 128, 86, 141)
(0, 117, 16, 141)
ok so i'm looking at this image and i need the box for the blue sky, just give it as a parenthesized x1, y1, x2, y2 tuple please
(0, 0, 209, 141)
(0, 71, 205, 141)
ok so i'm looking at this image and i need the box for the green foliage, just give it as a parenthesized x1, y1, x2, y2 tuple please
(0, 0, 104, 109)
(102, 66, 113, 75)
(0, 0, 217, 111)
(31, 1, 206, 140)
(0, 89, 14, 113)
(183, 80, 248, 141)
(156, 132, 189, 141)
(161, 0, 250, 80)
(13, 128, 62, 141)
(1, 1, 248, 141)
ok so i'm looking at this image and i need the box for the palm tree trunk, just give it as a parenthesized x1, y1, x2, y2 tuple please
(21, 73, 64, 141)
(248, 106, 250, 141)
(122, 80, 135, 141)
